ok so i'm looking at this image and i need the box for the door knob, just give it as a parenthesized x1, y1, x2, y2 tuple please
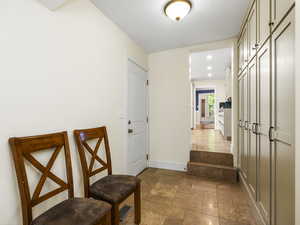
(128, 129, 133, 134)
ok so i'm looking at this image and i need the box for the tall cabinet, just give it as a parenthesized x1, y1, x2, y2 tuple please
(237, 0, 295, 225)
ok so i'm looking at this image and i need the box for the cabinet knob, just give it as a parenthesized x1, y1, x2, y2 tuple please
(269, 22, 275, 26)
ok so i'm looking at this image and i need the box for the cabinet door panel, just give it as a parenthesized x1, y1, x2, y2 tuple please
(258, 0, 270, 47)
(272, 0, 294, 29)
(243, 26, 249, 66)
(248, 3, 257, 60)
(241, 71, 248, 179)
(238, 78, 244, 168)
(248, 58, 257, 199)
(257, 40, 271, 224)
(238, 41, 244, 73)
(271, 9, 294, 225)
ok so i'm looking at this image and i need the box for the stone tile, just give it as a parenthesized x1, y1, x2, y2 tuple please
(201, 192, 219, 216)
(192, 129, 231, 153)
(183, 212, 219, 225)
(163, 217, 184, 225)
(121, 168, 256, 225)
(218, 202, 253, 224)
(219, 218, 257, 225)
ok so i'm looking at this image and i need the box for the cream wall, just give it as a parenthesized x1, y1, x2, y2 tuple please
(0, 0, 147, 224)
(148, 38, 237, 171)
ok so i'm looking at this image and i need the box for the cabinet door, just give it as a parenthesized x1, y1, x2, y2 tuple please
(248, 2, 257, 60)
(238, 41, 244, 73)
(257, 40, 271, 225)
(271, 0, 294, 29)
(257, 0, 270, 47)
(248, 58, 257, 200)
(243, 25, 249, 67)
(239, 26, 248, 71)
(271, 9, 295, 225)
(241, 70, 248, 179)
(238, 78, 244, 168)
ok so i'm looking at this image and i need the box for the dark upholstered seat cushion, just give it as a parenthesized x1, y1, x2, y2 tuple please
(31, 198, 111, 225)
(89, 175, 141, 204)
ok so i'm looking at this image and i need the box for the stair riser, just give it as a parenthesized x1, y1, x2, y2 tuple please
(187, 163, 237, 183)
(190, 151, 233, 167)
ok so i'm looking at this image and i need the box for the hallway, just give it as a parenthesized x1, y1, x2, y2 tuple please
(192, 129, 231, 153)
(122, 168, 258, 225)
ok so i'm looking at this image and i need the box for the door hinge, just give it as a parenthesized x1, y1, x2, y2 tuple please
(146, 116, 149, 123)
(146, 80, 149, 86)
(146, 154, 149, 160)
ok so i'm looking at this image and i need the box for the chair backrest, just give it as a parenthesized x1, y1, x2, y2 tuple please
(73, 126, 112, 197)
(9, 131, 74, 225)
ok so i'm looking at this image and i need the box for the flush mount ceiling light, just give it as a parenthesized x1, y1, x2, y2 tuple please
(207, 66, 212, 70)
(164, 0, 192, 21)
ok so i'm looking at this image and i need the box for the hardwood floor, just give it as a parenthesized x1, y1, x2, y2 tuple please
(192, 129, 231, 153)
(121, 168, 257, 225)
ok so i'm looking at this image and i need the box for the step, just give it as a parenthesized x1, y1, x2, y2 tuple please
(190, 150, 234, 167)
(187, 161, 238, 183)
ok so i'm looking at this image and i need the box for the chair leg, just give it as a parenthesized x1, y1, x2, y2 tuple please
(134, 182, 141, 225)
(106, 210, 111, 225)
(112, 204, 120, 225)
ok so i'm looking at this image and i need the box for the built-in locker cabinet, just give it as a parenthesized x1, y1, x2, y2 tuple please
(271, 9, 295, 225)
(257, 0, 270, 47)
(271, 0, 294, 30)
(237, 1, 295, 225)
(248, 58, 257, 200)
(238, 77, 244, 169)
(257, 40, 271, 225)
(241, 70, 249, 180)
(248, 2, 257, 60)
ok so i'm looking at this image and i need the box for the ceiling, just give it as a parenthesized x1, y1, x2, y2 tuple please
(92, 0, 250, 53)
(190, 48, 231, 80)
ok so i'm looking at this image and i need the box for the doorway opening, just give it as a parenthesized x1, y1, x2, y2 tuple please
(188, 47, 236, 182)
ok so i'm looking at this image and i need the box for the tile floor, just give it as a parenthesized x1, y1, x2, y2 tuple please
(192, 129, 231, 153)
(121, 168, 257, 225)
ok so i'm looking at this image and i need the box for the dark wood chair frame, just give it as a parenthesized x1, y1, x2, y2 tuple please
(9, 131, 111, 225)
(74, 126, 141, 225)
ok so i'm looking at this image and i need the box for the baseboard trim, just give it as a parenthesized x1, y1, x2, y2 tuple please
(239, 172, 266, 225)
(149, 160, 186, 172)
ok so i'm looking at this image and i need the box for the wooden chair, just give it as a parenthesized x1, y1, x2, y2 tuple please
(74, 127, 141, 225)
(9, 131, 111, 225)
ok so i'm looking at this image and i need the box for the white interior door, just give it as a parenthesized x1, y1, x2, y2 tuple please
(127, 60, 148, 176)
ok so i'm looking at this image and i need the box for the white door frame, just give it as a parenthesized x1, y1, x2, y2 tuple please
(124, 58, 149, 175)
(189, 40, 237, 165)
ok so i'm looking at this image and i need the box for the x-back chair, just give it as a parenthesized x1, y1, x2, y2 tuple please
(74, 126, 141, 225)
(9, 131, 111, 225)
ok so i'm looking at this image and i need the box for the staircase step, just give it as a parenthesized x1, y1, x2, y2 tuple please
(187, 161, 238, 183)
(190, 150, 233, 167)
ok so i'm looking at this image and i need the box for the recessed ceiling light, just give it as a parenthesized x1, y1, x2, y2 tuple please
(164, 0, 192, 21)
(206, 55, 213, 60)
(207, 66, 212, 70)
(208, 73, 212, 77)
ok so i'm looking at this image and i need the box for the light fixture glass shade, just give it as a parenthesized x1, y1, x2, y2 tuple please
(164, 0, 192, 21)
